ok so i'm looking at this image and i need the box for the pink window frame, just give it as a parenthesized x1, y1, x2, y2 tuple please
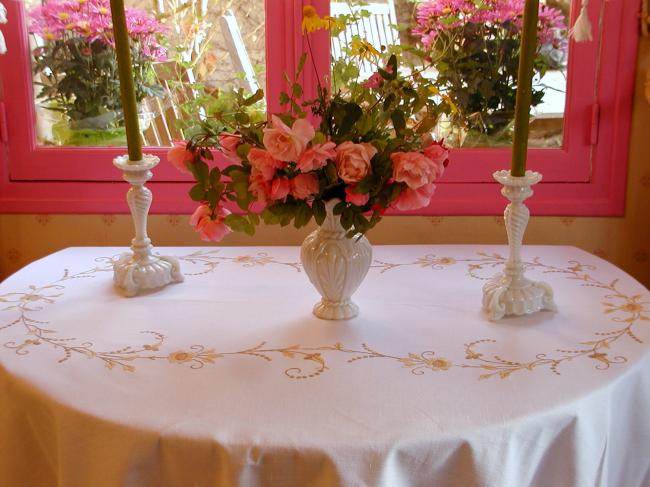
(0, 0, 639, 215)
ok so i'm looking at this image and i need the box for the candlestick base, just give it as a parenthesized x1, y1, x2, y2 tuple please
(113, 155, 183, 297)
(482, 170, 557, 321)
(482, 270, 556, 321)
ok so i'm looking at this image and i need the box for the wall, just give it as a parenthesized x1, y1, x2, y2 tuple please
(1, 41, 649, 288)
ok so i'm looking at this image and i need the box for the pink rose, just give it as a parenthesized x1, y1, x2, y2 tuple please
(391, 151, 442, 190)
(218, 133, 242, 163)
(190, 204, 232, 242)
(335, 141, 377, 184)
(363, 72, 383, 90)
(422, 140, 449, 176)
(248, 169, 272, 203)
(270, 176, 291, 201)
(248, 148, 285, 181)
(345, 185, 370, 206)
(362, 65, 393, 90)
(167, 141, 194, 175)
(263, 115, 315, 162)
(392, 183, 436, 211)
(296, 141, 337, 173)
(291, 173, 319, 200)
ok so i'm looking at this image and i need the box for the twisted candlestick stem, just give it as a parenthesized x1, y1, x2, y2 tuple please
(126, 183, 154, 264)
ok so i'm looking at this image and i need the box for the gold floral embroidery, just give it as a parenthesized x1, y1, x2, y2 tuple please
(0, 251, 647, 380)
(177, 250, 302, 275)
(168, 351, 193, 363)
(399, 352, 452, 374)
(166, 346, 222, 368)
(373, 254, 458, 273)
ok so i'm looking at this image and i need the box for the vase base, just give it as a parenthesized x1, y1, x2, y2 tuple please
(313, 299, 359, 320)
(482, 273, 557, 321)
(113, 252, 184, 297)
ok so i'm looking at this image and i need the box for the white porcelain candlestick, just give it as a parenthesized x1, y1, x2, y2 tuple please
(113, 154, 183, 296)
(482, 170, 556, 321)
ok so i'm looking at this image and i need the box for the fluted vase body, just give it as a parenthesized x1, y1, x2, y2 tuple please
(300, 200, 372, 320)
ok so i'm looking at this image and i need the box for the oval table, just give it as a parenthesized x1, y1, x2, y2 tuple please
(0, 245, 649, 487)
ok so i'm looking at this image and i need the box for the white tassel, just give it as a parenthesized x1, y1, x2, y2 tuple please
(0, 2, 6, 55)
(569, 0, 593, 42)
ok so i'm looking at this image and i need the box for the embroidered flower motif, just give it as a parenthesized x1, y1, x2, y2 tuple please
(603, 297, 647, 315)
(168, 351, 194, 364)
(426, 358, 451, 371)
(399, 352, 452, 374)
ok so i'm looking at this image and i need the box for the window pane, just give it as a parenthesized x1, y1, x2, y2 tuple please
(26, 0, 265, 147)
(329, 0, 569, 148)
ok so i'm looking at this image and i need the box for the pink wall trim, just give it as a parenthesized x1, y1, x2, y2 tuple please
(0, 178, 626, 216)
(0, 0, 639, 216)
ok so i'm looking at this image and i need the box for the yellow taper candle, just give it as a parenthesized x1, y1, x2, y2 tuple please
(510, 0, 539, 177)
(109, 0, 142, 161)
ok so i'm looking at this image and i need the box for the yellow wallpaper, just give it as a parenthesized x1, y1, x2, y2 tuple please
(1, 40, 649, 288)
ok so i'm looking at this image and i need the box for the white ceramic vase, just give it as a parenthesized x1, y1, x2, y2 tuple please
(300, 200, 372, 320)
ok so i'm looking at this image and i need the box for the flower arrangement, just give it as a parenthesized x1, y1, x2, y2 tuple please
(413, 0, 567, 144)
(29, 0, 166, 137)
(169, 6, 449, 242)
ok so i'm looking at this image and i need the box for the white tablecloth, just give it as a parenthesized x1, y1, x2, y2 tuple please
(1, 245, 649, 487)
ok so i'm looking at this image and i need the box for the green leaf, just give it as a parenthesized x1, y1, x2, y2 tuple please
(341, 103, 362, 133)
(235, 112, 250, 124)
(391, 110, 406, 133)
(378, 67, 392, 80)
(389, 183, 403, 202)
(325, 161, 339, 184)
(205, 189, 220, 206)
(189, 183, 205, 202)
(387, 55, 398, 78)
(209, 167, 221, 187)
(279, 211, 294, 227)
(439, 15, 459, 25)
(358, 114, 373, 135)
(383, 94, 395, 112)
(224, 214, 255, 235)
(236, 143, 251, 159)
(292, 83, 303, 98)
(333, 201, 346, 215)
(296, 53, 307, 77)
(312, 199, 326, 225)
(290, 99, 304, 116)
(340, 207, 353, 230)
(279, 91, 290, 105)
(191, 160, 209, 183)
(243, 89, 264, 106)
(261, 208, 280, 225)
(353, 212, 370, 233)
(356, 174, 379, 194)
(294, 202, 312, 228)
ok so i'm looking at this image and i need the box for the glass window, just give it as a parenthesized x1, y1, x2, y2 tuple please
(26, 0, 266, 147)
(0, 0, 637, 215)
(329, 0, 568, 148)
